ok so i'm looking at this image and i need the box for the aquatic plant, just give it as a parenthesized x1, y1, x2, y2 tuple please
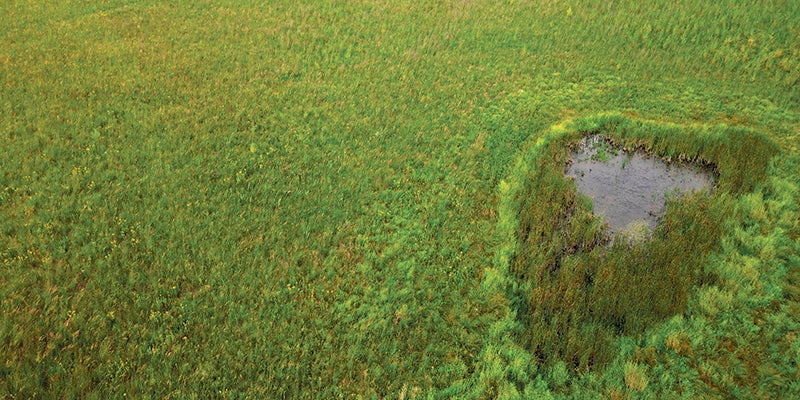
(471, 113, 795, 398)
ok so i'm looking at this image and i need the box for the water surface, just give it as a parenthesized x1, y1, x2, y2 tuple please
(565, 136, 715, 240)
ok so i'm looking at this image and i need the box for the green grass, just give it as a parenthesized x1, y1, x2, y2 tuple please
(481, 114, 796, 397)
(1, 1, 799, 398)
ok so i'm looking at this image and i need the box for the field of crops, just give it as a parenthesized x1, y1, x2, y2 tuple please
(2, 1, 799, 398)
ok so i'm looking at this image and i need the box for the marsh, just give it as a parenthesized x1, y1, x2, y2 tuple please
(566, 135, 715, 241)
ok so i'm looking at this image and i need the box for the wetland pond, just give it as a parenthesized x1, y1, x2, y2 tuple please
(566, 135, 715, 242)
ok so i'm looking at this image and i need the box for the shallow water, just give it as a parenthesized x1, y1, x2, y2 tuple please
(565, 136, 715, 240)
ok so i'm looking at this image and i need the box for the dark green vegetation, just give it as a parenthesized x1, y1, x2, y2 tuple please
(1, 1, 799, 398)
(485, 114, 797, 397)
(512, 118, 741, 369)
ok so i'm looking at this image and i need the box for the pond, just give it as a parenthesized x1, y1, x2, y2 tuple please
(565, 135, 715, 242)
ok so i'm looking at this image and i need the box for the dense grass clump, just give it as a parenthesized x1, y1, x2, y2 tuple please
(509, 118, 755, 371)
(473, 114, 798, 398)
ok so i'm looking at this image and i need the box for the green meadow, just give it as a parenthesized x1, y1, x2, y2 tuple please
(2, 1, 799, 398)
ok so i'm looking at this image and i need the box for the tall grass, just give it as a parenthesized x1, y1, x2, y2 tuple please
(1, 1, 799, 398)
(473, 114, 798, 397)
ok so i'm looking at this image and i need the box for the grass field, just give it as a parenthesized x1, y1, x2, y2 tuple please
(2, 1, 799, 398)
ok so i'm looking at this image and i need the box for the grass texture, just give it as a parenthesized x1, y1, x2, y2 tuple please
(2, 1, 799, 398)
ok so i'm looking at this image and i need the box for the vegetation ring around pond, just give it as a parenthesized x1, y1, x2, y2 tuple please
(469, 112, 799, 397)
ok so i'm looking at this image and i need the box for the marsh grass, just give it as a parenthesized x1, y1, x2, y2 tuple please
(586, 138, 619, 163)
(509, 117, 735, 370)
(1, 1, 799, 398)
(474, 114, 798, 397)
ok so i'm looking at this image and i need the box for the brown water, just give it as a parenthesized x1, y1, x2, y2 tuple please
(565, 136, 715, 241)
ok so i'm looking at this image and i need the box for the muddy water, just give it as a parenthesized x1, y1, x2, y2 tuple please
(565, 136, 715, 240)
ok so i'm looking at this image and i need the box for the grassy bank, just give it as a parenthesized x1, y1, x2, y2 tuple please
(2, 1, 799, 398)
(476, 114, 798, 397)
